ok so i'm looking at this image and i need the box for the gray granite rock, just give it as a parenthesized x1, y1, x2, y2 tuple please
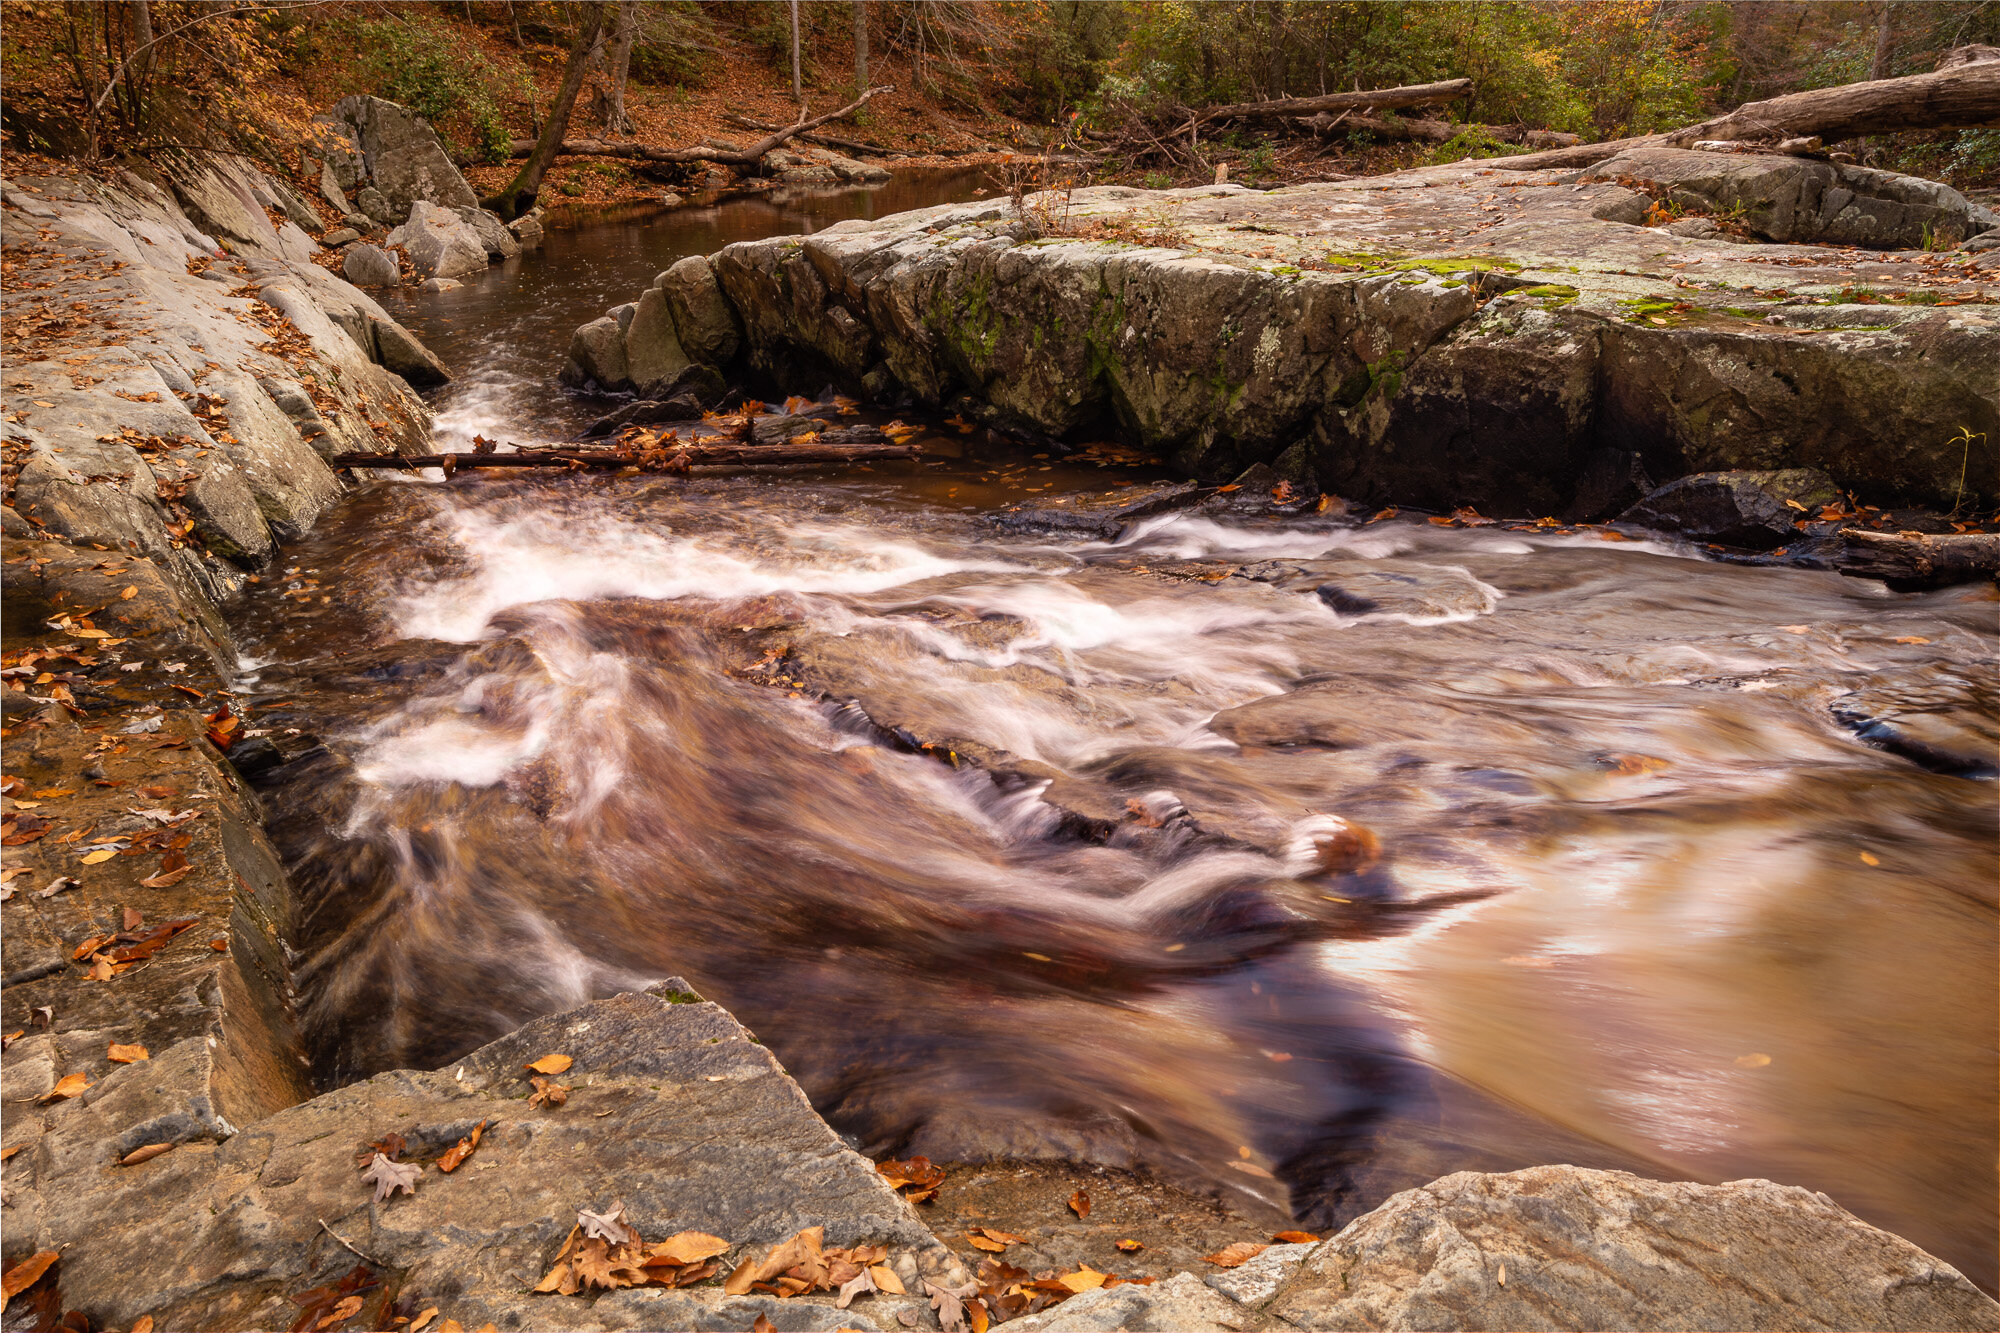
(1201, 1243, 1315, 1308)
(561, 314, 632, 392)
(386, 199, 490, 280)
(341, 241, 400, 288)
(325, 94, 481, 221)
(1267, 1167, 2000, 1333)
(1008, 1272, 1277, 1332)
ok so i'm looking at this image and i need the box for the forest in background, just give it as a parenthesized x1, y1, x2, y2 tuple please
(3, 1, 1998, 200)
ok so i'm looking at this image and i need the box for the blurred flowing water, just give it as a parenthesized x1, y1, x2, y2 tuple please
(231, 172, 1997, 1287)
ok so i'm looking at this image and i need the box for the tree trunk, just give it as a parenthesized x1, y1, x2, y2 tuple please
(1194, 79, 1472, 128)
(790, 0, 803, 102)
(125, 0, 153, 126)
(503, 85, 892, 166)
(1670, 50, 2000, 145)
(602, 0, 638, 134)
(1836, 530, 2000, 587)
(1870, 2, 1896, 82)
(487, 3, 608, 220)
(853, 0, 868, 90)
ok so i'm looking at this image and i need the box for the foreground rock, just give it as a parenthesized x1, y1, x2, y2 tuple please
(580, 149, 1996, 514)
(2, 982, 968, 1331)
(1265, 1167, 1999, 1332)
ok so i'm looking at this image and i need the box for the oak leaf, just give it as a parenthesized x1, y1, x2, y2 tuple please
(361, 1151, 421, 1202)
(926, 1279, 976, 1332)
(836, 1266, 878, 1308)
(578, 1201, 640, 1245)
(528, 1075, 570, 1109)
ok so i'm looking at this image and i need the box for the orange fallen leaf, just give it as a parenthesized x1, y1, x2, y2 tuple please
(437, 1118, 487, 1172)
(1115, 1239, 1144, 1252)
(1057, 1266, 1106, 1292)
(1858, 850, 1881, 866)
(140, 865, 196, 888)
(108, 1043, 148, 1063)
(725, 1225, 826, 1296)
(408, 1309, 439, 1333)
(131, 1317, 155, 1333)
(752, 1317, 775, 1333)
(1068, 1188, 1090, 1219)
(121, 586, 138, 600)
(525, 1053, 573, 1075)
(0, 1145, 21, 1163)
(1, 1251, 59, 1309)
(1734, 1052, 1772, 1069)
(1272, 1230, 1320, 1244)
(120, 1143, 174, 1165)
(644, 1231, 732, 1266)
(1202, 1242, 1270, 1268)
(528, 1075, 570, 1109)
(869, 1263, 905, 1294)
(38, 1072, 87, 1103)
(317, 1294, 363, 1327)
(966, 1232, 1006, 1252)
(1890, 636, 1931, 644)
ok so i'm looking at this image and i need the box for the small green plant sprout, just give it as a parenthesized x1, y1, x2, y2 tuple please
(1945, 426, 1988, 518)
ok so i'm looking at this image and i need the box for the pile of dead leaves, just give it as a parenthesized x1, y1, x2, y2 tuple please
(534, 1202, 731, 1296)
(961, 1255, 1151, 1330)
(877, 1154, 945, 1203)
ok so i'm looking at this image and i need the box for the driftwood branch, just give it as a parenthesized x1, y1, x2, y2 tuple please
(330, 440, 920, 473)
(1195, 78, 1473, 128)
(507, 85, 893, 166)
(722, 113, 906, 159)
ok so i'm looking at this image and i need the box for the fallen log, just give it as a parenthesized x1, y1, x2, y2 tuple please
(722, 113, 906, 159)
(1496, 45, 2000, 171)
(1195, 78, 1472, 128)
(1668, 48, 2000, 145)
(1300, 112, 1581, 150)
(507, 85, 893, 166)
(1834, 529, 2000, 586)
(329, 440, 921, 473)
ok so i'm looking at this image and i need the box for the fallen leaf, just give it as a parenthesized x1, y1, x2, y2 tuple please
(974, 1227, 1026, 1246)
(120, 1143, 174, 1165)
(1115, 1239, 1144, 1252)
(408, 1309, 439, 1333)
(926, 1279, 976, 1332)
(81, 848, 118, 864)
(752, 1318, 775, 1333)
(1, 1251, 59, 1309)
(966, 1233, 1005, 1252)
(1890, 635, 1931, 645)
(870, 1262, 905, 1294)
(0, 1145, 20, 1162)
(121, 587, 137, 600)
(437, 1119, 486, 1172)
(837, 1266, 879, 1308)
(528, 1075, 570, 1109)
(1272, 1230, 1320, 1244)
(1068, 1188, 1090, 1219)
(1202, 1242, 1269, 1268)
(1734, 1052, 1773, 1069)
(525, 1053, 573, 1075)
(107, 1043, 148, 1063)
(140, 865, 195, 888)
(644, 1231, 732, 1266)
(578, 1202, 640, 1245)
(1498, 1262, 1507, 1285)
(132, 1317, 155, 1333)
(38, 1072, 87, 1103)
(877, 1155, 944, 1203)
(361, 1151, 421, 1201)
(725, 1225, 827, 1296)
(317, 1294, 364, 1328)
(1858, 851, 1881, 866)
(1057, 1267, 1106, 1292)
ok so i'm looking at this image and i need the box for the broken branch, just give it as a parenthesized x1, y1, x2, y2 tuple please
(508, 85, 894, 166)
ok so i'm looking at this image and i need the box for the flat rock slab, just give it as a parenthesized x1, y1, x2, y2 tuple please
(1265, 1166, 2000, 1332)
(2, 982, 967, 1331)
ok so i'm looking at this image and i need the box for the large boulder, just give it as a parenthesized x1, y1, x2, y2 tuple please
(625, 285, 693, 395)
(1590, 147, 1999, 248)
(508, 207, 546, 253)
(372, 316, 452, 388)
(341, 241, 399, 288)
(321, 95, 480, 223)
(2, 983, 968, 1331)
(561, 314, 632, 392)
(386, 200, 489, 280)
(1618, 468, 1842, 547)
(452, 204, 521, 260)
(661, 254, 743, 364)
(1266, 1167, 2000, 1332)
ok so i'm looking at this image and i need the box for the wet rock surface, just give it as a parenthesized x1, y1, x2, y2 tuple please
(1618, 467, 1843, 548)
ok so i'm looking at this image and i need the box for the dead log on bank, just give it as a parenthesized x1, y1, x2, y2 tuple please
(722, 113, 907, 159)
(1835, 529, 2000, 586)
(330, 439, 920, 474)
(506, 85, 893, 166)
(1195, 78, 1473, 128)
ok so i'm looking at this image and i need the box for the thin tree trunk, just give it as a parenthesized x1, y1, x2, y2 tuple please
(603, 0, 637, 134)
(790, 0, 803, 101)
(126, 0, 153, 126)
(487, 3, 608, 220)
(1870, 2, 1897, 82)
(853, 0, 868, 90)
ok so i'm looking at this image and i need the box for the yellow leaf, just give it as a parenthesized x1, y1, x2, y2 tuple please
(81, 849, 117, 864)
(1115, 1239, 1144, 1252)
(1734, 1052, 1772, 1069)
(409, 1309, 439, 1333)
(525, 1053, 573, 1075)
(107, 1043, 149, 1063)
(1058, 1267, 1106, 1292)
(1890, 636, 1930, 645)
(38, 1072, 87, 1103)
(121, 586, 138, 600)
(1858, 851, 1881, 866)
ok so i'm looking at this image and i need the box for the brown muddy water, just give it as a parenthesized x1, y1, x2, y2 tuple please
(226, 171, 1997, 1289)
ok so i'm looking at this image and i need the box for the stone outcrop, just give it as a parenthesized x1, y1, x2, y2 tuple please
(1265, 1167, 2000, 1332)
(559, 260, 733, 396)
(317, 95, 481, 224)
(574, 153, 1997, 514)
(1618, 467, 1843, 547)
(2, 159, 444, 614)
(2, 981, 967, 1332)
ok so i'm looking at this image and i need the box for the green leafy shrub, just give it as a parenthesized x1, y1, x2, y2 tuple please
(348, 14, 526, 163)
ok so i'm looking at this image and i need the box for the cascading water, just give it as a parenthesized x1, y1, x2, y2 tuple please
(225, 174, 1997, 1289)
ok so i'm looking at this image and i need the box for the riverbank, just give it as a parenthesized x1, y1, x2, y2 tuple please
(4, 143, 1998, 1332)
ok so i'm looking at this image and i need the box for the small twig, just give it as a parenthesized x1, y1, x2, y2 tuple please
(319, 1218, 387, 1267)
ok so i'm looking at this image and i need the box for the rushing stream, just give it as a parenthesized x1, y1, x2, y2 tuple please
(228, 172, 1996, 1289)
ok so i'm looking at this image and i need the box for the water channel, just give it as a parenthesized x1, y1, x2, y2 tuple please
(226, 171, 1997, 1288)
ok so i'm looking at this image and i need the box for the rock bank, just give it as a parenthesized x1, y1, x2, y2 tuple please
(571, 148, 1998, 516)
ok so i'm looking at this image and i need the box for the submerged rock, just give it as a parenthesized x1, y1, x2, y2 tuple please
(1618, 468, 1842, 548)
